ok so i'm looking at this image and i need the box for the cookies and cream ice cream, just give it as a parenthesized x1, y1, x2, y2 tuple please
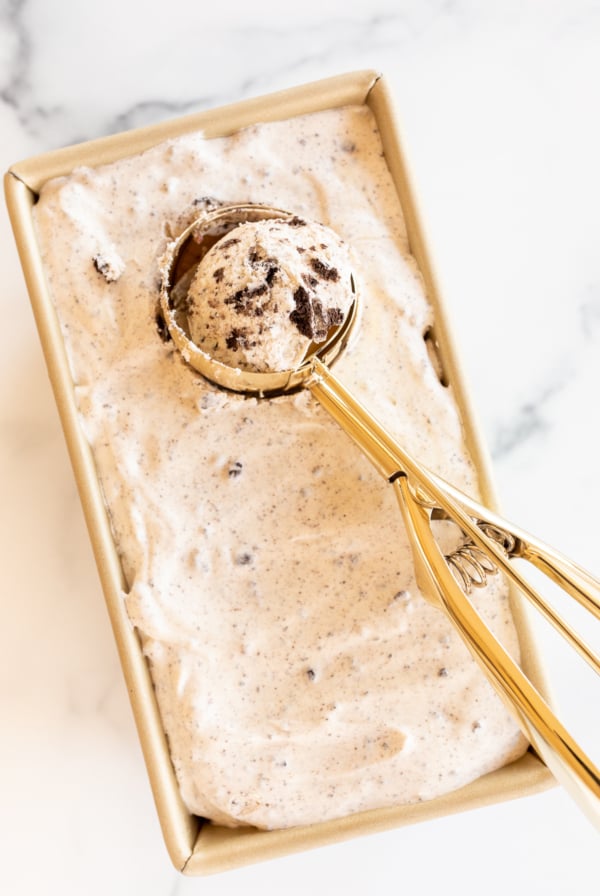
(186, 217, 354, 372)
(32, 105, 527, 830)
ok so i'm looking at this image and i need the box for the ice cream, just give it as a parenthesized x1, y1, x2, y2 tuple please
(186, 217, 354, 372)
(32, 104, 527, 830)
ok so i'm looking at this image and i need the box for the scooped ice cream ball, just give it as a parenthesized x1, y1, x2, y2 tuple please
(186, 217, 354, 373)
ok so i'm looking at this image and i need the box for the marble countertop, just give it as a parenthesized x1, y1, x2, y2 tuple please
(1, 1, 598, 893)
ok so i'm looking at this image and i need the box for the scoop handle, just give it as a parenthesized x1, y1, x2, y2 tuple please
(391, 474, 600, 831)
(308, 357, 600, 830)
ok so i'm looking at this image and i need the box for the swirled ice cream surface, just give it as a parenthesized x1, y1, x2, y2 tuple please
(33, 105, 526, 829)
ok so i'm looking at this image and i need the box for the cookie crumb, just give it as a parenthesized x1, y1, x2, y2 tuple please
(265, 265, 278, 285)
(225, 283, 268, 314)
(310, 257, 339, 282)
(192, 195, 221, 208)
(92, 249, 124, 283)
(327, 307, 344, 327)
(155, 311, 171, 343)
(301, 273, 319, 289)
(226, 328, 250, 351)
(290, 286, 337, 342)
(289, 286, 313, 339)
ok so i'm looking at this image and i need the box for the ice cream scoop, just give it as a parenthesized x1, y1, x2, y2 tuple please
(186, 217, 354, 373)
(159, 203, 358, 395)
(159, 202, 600, 833)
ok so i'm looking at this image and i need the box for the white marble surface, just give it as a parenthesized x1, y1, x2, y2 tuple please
(1, 1, 598, 893)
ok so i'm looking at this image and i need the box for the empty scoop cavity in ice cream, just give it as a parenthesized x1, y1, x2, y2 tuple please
(186, 217, 354, 373)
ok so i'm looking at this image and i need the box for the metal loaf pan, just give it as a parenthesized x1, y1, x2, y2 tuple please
(4, 69, 554, 875)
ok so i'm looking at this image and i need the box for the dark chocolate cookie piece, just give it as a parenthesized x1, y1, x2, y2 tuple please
(289, 286, 342, 343)
(309, 257, 339, 282)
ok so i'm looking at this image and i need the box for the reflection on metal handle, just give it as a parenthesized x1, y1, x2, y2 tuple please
(308, 357, 600, 830)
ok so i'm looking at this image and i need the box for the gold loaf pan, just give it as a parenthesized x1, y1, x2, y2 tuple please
(4, 70, 554, 875)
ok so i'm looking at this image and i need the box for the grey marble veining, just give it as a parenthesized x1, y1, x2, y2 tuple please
(1, 1, 595, 146)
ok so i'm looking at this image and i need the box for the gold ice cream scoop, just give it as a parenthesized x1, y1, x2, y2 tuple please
(159, 202, 600, 831)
